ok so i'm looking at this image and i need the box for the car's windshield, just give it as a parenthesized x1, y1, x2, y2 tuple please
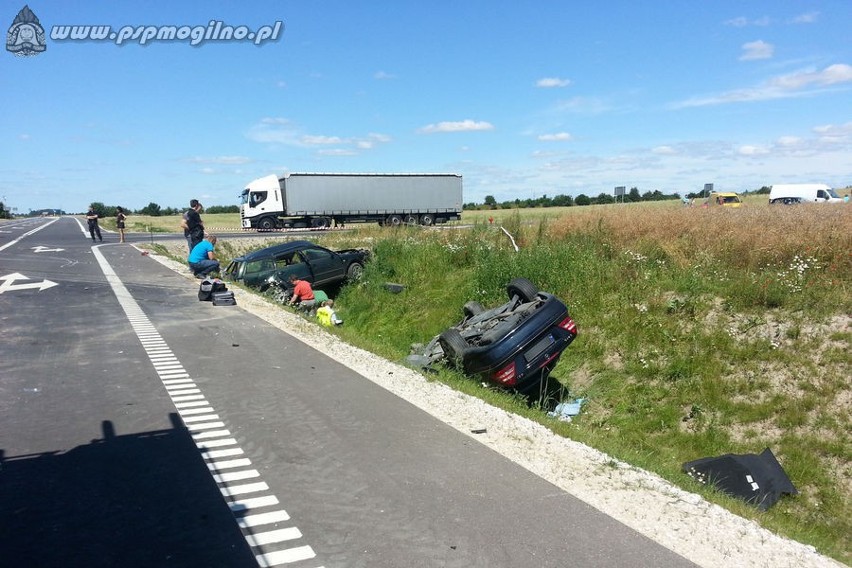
(722, 195, 740, 204)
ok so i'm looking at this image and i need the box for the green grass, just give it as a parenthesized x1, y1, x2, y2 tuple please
(144, 202, 851, 563)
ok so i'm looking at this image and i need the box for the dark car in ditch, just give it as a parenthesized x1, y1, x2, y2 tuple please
(222, 240, 369, 289)
(411, 278, 578, 402)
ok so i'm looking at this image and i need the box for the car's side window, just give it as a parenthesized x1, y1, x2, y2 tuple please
(303, 248, 331, 262)
(250, 191, 268, 207)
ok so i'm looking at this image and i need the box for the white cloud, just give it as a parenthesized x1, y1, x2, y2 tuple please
(374, 70, 395, 80)
(740, 40, 774, 61)
(418, 119, 494, 133)
(301, 135, 343, 145)
(790, 11, 819, 24)
(536, 77, 571, 88)
(672, 63, 852, 107)
(537, 132, 572, 141)
(776, 136, 802, 147)
(725, 16, 770, 27)
(738, 145, 770, 156)
(246, 118, 390, 156)
(813, 121, 852, 144)
(652, 145, 677, 155)
(19, 133, 31, 141)
(769, 63, 852, 89)
(245, 118, 302, 144)
(183, 156, 253, 165)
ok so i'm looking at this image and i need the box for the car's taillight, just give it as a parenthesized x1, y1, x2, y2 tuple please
(492, 362, 517, 386)
(558, 316, 577, 334)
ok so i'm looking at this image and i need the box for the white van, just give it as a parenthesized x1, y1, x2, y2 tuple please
(768, 184, 842, 204)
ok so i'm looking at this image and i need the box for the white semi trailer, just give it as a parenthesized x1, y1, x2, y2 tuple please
(240, 172, 463, 230)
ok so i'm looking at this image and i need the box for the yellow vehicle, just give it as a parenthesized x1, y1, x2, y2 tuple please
(706, 192, 743, 208)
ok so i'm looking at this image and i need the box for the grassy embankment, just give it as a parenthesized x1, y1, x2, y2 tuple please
(139, 200, 850, 564)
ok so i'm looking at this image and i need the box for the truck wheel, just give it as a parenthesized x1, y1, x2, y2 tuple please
(311, 217, 330, 228)
(439, 329, 468, 368)
(386, 214, 403, 226)
(404, 214, 419, 225)
(506, 278, 538, 302)
(420, 214, 434, 226)
(258, 217, 276, 231)
(346, 262, 364, 280)
(463, 301, 484, 318)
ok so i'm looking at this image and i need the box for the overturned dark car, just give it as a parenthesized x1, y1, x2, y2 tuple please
(222, 240, 370, 289)
(410, 278, 578, 401)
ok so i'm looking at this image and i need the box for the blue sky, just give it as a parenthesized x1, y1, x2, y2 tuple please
(1, 1, 850, 214)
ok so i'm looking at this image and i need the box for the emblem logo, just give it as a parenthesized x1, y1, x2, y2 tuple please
(7, 5, 47, 57)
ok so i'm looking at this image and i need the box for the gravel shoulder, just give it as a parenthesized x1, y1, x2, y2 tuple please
(142, 246, 845, 568)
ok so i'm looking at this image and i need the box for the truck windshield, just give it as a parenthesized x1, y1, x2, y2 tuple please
(239, 190, 250, 205)
(827, 188, 840, 199)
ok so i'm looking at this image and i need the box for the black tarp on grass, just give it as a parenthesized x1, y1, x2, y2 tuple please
(683, 448, 798, 511)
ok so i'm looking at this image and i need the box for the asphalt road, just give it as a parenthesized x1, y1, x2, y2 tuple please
(0, 217, 696, 568)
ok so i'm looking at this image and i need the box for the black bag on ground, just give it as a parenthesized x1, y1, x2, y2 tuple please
(198, 278, 227, 301)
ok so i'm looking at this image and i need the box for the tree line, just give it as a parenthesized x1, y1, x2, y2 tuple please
(85, 202, 240, 217)
(464, 186, 773, 210)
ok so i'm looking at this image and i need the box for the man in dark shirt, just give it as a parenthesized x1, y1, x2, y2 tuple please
(86, 206, 102, 242)
(182, 199, 205, 252)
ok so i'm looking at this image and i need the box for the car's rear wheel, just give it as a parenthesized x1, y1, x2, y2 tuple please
(463, 301, 484, 318)
(439, 328, 468, 367)
(346, 262, 363, 280)
(506, 278, 538, 302)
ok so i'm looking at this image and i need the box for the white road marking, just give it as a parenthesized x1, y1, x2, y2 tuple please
(91, 245, 319, 567)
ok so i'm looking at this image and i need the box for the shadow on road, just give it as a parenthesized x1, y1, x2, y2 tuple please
(0, 414, 256, 567)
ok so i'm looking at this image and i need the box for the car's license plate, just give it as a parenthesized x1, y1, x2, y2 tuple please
(524, 334, 554, 363)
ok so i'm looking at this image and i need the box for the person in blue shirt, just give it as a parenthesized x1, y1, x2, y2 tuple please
(187, 235, 219, 278)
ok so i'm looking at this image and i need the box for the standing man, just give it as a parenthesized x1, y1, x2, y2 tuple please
(187, 235, 219, 278)
(86, 206, 103, 242)
(181, 199, 205, 252)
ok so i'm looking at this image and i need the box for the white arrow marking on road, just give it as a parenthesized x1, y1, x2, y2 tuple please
(31, 246, 65, 253)
(0, 272, 59, 294)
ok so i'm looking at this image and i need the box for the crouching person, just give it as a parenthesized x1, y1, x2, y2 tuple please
(288, 273, 316, 310)
(188, 235, 220, 278)
(317, 299, 343, 327)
